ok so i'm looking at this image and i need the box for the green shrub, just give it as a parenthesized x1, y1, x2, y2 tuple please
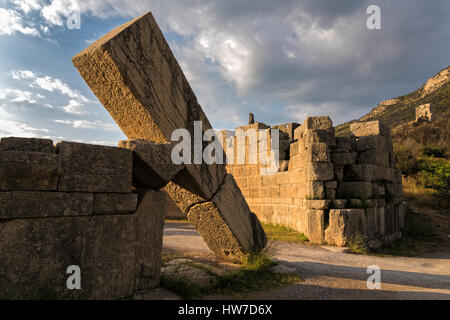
(421, 146, 445, 158)
(395, 144, 420, 176)
(418, 158, 450, 200)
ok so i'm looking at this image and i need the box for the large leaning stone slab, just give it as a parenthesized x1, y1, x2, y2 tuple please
(134, 189, 165, 290)
(57, 142, 132, 193)
(119, 139, 184, 189)
(94, 193, 138, 215)
(72, 12, 226, 200)
(0, 214, 136, 299)
(0, 192, 93, 219)
(0, 137, 55, 153)
(187, 174, 267, 262)
(0, 151, 60, 191)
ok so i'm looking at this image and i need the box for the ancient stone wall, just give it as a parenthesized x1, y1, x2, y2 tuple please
(223, 118, 407, 248)
(0, 137, 165, 299)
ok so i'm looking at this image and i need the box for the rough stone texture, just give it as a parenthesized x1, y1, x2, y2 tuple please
(0, 151, 60, 191)
(0, 192, 93, 219)
(134, 189, 165, 290)
(358, 150, 390, 167)
(350, 120, 389, 138)
(337, 182, 373, 199)
(72, 12, 226, 200)
(187, 174, 267, 262)
(57, 142, 132, 193)
(0, 214, 136, 299)
(356, 135, 387, 152)
(0, 137, 55, 153)
(94, 193, 138, 215)
(119, 139, 185, 189)
(307, 209, 325, 243)
(324, 209, 367, 246)
(415, 103, 433, 122)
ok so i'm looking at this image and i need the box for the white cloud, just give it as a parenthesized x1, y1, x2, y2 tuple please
(0, 88, 41, 104)
(0, 8, 40, 36)
(41, 0, 80, 26)
(11, 0, 41, 14)
(60, 99, 88, 115)
(0, 119, 49, 137)
(10, 69, 90, 114)
(54, 119, 120, 132)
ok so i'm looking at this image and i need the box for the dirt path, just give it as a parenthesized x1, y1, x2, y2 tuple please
(163, 222, 450, 300)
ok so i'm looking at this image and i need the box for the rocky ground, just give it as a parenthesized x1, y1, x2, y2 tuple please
(158, 222, 450, 300)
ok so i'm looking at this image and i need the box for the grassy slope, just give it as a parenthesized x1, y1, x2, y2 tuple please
(335, 66, 450, 136)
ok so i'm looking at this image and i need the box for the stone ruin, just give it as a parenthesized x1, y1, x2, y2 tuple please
(415, 103, 434, 123)
(221, 117, 407, 248)
(0, 12, 266, 299)
(0, 12, 406, 299)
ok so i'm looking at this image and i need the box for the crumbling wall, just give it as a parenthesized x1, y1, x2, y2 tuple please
(223, 118, 406, 248)
(415, 103, 434, 122)
(0, 137, 165, 299)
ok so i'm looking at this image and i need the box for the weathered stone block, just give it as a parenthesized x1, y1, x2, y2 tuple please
(350, 120, 390, 137)
(307, 209, 325, 244)
(398, 201, 408, 230)
(0, 151, 60, 191)
(331, 152, 355, 166)
(306, 162, 334, 181)
(356, 135, 387, 152)
(0, 192, 93, 219)
(335, 137, 352, 150)
(304, 200, 331, 209)
(0, 214, 136, 299)
(303, 116, 333, 130)
(94, 193, 138, 215)
(0, 137, 55, 153)
(57, 142, 132, 193)
(72, 12, 226, 200)
(306, 143, 329, 162)
(337, 182, 373, 199)
(187, 175, 267, 262)
(343, 164, 376, 181)
(119, 139, 185, 189)
(134, 189, 166, 290)
(324, 209, 367, 246)
(359, 150, 390, 167)
(300, 129, 336, 147)
(305, 181, 325, 199)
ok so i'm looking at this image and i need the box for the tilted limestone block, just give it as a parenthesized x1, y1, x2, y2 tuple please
(118, 139, 185, 189)
(57, 142, 132, 193)
(0, 151, 60, 191)
(350, 120, 390, 138)
(324, 209, 367, 246)
(359, 150, 390, 167)
(72, 12, 226, 200)
(187, 175, 267, 262)
(134, 189, 166, 290)
(0, 137, 55, 153)
(164, 181, 205, 214)
(0, 214, 136, 299)
(356, 135, 387, 152)
(94, 193, 138, 215)
(0, 191, 93, 219)
(337, 181, 373, 199)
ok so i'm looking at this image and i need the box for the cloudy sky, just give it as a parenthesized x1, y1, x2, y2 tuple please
(1, 0, 449, 145)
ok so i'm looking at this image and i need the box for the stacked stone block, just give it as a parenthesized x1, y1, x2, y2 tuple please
(0, 137, 165, 299)
(224, 118, 406, 248)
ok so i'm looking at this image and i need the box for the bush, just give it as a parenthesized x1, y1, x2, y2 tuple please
(418, 158, 450, 200)
(421, 146, 445, 158)
(395, 144, 419, 176)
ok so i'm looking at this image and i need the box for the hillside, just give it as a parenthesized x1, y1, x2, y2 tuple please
(336, 65, 450, 136)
